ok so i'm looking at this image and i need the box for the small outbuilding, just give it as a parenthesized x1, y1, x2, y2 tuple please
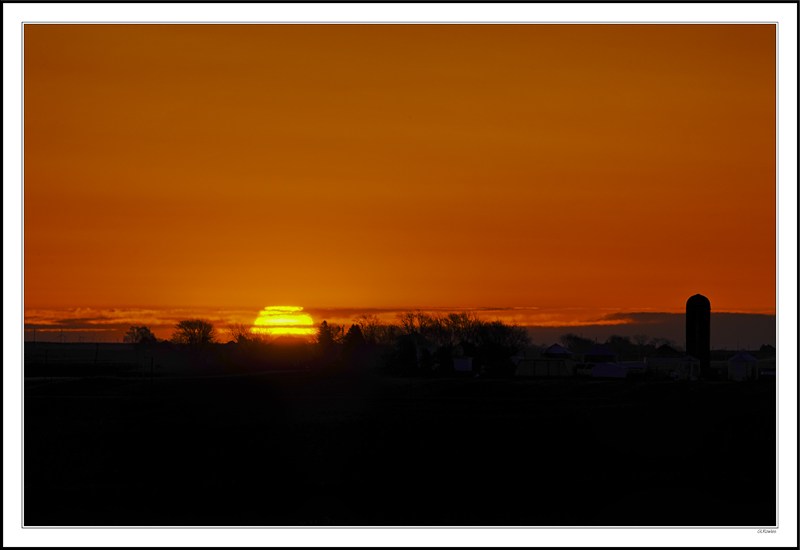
(728, 352, 758, 382)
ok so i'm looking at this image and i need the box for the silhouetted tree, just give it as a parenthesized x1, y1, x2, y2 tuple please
(354, 314, 383, 345)
(342, 323, 365, 354)
(170, 319, 216, 348)
(374, 323, 402, 346)
(344, 323, 365, 346)
(559, 333, 596, 355)
(559, 333, 578, 350)
(396, 310, 437, 340)
(123, 326, 157, 345)
(426, 312, 478, 348)
(314, 321, 338, 371)
(316, 321, 335, 350)
(227, 323, 252, 344)
(447, 312, 483, 346)
(606, 335, 631, 346)
(328, 323, 347, 345)
(475, 321, 531, 376)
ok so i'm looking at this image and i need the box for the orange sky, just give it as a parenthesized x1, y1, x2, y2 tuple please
(24, 24, 776, 317)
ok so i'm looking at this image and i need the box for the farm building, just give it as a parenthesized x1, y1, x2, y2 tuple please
(540, 344, 572, 359)
(728, 352, 758, 382)
(520, 345, 543, 359)
(583, 345, 617, 364)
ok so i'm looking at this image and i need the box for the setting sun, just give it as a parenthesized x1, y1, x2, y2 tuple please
(252, 306, 315, 337)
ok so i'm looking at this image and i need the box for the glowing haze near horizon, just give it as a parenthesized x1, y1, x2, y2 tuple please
(24, 25, 775, 331)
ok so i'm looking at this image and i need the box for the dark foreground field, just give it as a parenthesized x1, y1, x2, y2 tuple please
(23, 372, 776, 527)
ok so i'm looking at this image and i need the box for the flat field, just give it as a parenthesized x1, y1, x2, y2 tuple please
(23, 372, 776, 526)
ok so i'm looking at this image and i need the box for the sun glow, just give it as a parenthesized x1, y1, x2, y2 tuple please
(252, 306, 316, 336)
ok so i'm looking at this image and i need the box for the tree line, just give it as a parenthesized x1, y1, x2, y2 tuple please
(120, 314, 696, 374)
(313, 310, 532, 376)
(122, 320, 218, 348)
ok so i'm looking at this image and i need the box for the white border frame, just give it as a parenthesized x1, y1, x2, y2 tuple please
(4, 3, 797, 547)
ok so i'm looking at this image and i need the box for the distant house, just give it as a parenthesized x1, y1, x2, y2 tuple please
(728, 352, 758, 382)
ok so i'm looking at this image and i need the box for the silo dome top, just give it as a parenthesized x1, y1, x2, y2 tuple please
(686, 294, 711, 310)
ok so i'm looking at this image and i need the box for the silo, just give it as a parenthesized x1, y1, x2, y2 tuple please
(686, 294, 711, 377)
